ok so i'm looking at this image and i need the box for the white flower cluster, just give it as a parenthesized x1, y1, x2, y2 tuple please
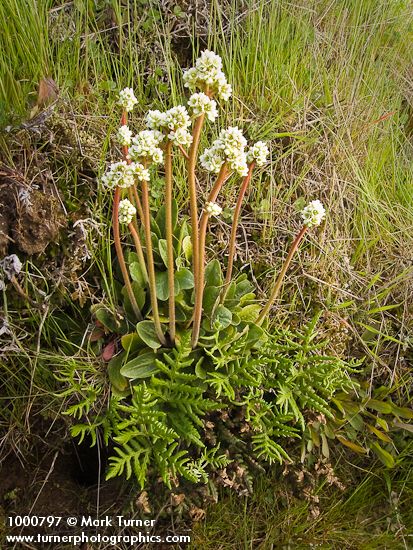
(205, 201, 222, 217)
(116, 125, 132, 146)
(145, 106, 193, 146)
(200, 126, 248, 177)
(188, 92, 218, 122)
(101, 161, 149, 189)
(146, 109, 167, 130)
(246, 141, 269, 166)
(118, 199, 136, 225)
(129, 130, 164, 164)
(118, 88, 137, 112)
(183, 50, 232, 101)
(301, 200, 326, 227)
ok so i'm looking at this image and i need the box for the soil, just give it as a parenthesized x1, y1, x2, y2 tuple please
(0, 165, 64, 257)
(0, 420, 192, 549)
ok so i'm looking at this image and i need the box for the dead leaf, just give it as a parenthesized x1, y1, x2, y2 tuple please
(89, 327, 105, 342)
(170, 493, 185, 506)
(102, 340, 116, 361)
(136, 491, 151, 514)
(189, 506, 205, 522)
(37, 77, 58, 108)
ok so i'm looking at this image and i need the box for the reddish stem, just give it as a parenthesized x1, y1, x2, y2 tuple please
(191, 164, 230, 348)
(221, 162, 255, 301)
(256, 225, 308, 325)
(113, 186, 142, 320)
(165, 141, 176, 344)
(187, 114, 205, 326)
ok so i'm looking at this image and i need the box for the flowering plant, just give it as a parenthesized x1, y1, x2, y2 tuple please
(65, 51, 338, 488)
(101, 50, 325, 353)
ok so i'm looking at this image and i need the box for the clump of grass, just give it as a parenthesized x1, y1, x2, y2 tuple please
(191, 453, 413, 549)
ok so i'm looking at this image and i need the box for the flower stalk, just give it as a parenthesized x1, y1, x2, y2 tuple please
(221, 162, 255, 302)
(141, 177, 167, 346)
(187, 114, 205, 315)
(191, 163, 229, 348)
(112, 185, 142, 320)
(128, 220, 148, 282)
(165, 140, 176, 344)
(256, 225, 308, 325)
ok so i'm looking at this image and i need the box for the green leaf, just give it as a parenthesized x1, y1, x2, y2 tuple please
(136, 320, 163, 349)
(155, 271, 169, 301)
(336, 435, 367, 454)
(244, 324, 266, 347)
(393, 421, 413, 433)
(238, 304, 261, 322)
(175, 221, 189, 257)
(240, 292, 256, 306)
(120, 350, 159, 379)
(94, 307, 120, 333)
(223, 281, 236, 305)
(129, 262, 146, 287)
(321, 433, 330, 459)
(366, 424, 392, 443)
(182, 235, 192, 262)
(235, 278, 254, 300)
(376, 417, 389, 431)
(175, 267, 194, 290)
(108, 353, 129, 392)
(121, 332, 143, 353)
(156, 200, 178, 237)
(150, 217, 162, 239)
(122, 283, 146, 317)
(213, 305, 232, 329)
(158, 239, 168, 267)
(203, 286, 221, 315)
(175, 303, 188, 322)
(370, 442, 395, 468)
(205, 259, 223, 287)
(348, 413, 364, 431)
(195, 359, 206, 379)
(366, 399, 392, 414)
(390, 404, 413, 419)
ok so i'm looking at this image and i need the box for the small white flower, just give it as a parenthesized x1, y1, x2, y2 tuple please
(217, 80, 232, 102)
(130, 162, 150, 182)
(301, 200, 326, 227)
(188, 92, 218, 122)
(183, 67, 198, 91)
(116, 125, 132, 146)
(101, 161, 148, 189)
(201, 126, 248, 177)
(129, 130, 165, 164)
(205, 201, 222, 217)
(183, 50, 232, 101)
(228, 154, 248, 177)
(200, 142, 225, 173)
(118, 88, 137, 112)
(168, 127, 193, 146)
(220, 126, 247, 151)
(146, 109, 168, 130)
(118, 199, 136, 225)
(246, 141, 269, 166)
(101, 161, 129, 189)
(165, 105, 191, 132)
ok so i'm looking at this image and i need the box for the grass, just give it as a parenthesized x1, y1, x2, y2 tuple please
(191, 455, 413, 549)
(1, 0, 412, 548)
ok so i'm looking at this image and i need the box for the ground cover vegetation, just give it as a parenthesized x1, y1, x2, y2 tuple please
(0, 0, 412, 548)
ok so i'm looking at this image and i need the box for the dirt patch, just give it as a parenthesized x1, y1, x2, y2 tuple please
(0, 165, 65, 256)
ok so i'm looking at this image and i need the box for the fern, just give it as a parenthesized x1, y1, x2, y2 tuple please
(61, 316, 362, 488)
